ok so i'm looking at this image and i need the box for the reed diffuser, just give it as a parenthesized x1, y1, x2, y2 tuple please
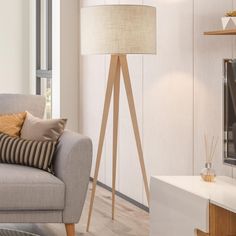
(200, 135, 218, 182)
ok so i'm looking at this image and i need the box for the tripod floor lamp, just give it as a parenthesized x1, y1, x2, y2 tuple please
(81, 5, 156, 232)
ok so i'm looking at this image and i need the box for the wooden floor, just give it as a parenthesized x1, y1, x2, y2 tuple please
(0, 183, 149, 236)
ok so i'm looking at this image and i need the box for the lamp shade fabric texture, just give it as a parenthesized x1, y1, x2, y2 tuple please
(81, 5, 156, 55)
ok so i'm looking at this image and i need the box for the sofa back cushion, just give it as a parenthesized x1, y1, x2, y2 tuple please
(0, 94, 45, 118)
(0, 133, 57, 172)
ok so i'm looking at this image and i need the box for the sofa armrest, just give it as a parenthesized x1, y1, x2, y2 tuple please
(53, 130, 92, 223)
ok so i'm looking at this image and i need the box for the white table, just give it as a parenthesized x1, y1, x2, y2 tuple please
(150, 176, 236, 236)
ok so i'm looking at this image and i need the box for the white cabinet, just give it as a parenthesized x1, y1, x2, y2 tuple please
(150, 176, 236, 236)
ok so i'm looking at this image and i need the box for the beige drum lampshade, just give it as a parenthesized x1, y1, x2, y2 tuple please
(81, 5, 156, 55)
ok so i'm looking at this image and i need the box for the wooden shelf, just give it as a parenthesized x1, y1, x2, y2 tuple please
(204, 29, 236, 35)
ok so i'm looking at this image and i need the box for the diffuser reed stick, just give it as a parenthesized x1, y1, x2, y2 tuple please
(204, 135, 218, 163)
(210, 137, 218, 163)
(204, 134, 208, 162)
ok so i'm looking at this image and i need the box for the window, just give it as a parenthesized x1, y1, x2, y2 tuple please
(36, 0, 52, 118)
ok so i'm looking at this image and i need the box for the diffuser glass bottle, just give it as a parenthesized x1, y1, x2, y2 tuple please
(201, 162, 215, 182)
(201, 135, 218, 182)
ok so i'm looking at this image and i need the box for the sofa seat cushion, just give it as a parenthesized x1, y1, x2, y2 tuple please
(0, 164, 65, 211)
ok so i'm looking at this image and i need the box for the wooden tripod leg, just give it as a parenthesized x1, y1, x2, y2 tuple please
(119, 55, 150, 205)
(86, 55, 118, 232)
(112, 58, 120, 220)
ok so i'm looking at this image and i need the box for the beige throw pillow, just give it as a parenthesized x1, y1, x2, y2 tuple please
(0, 112, 26, 137)
(21, 112, 67, 141)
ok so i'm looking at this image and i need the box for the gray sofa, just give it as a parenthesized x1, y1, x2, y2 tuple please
(0, 94, 92, 236)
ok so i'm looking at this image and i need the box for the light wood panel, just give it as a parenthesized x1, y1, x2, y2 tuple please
(204, 29, 236, 35)
(197, 230, 209, 236)
(209, 204, 236, 236)
(197, 204, 236, 236)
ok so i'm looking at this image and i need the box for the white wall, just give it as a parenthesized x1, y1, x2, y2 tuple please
(193, 0, 234, 177)
(0, 0, 30, 94)
(80, 0, 236, 206)
(60, 0, 80, 131)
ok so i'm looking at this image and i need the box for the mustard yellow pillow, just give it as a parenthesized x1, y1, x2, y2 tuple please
(0, 112, 26, 137)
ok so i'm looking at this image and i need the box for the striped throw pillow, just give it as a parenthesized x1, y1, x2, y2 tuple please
(0, 133, 57, 172)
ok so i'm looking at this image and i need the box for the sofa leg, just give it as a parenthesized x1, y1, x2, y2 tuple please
(65, 224, 75, 236)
